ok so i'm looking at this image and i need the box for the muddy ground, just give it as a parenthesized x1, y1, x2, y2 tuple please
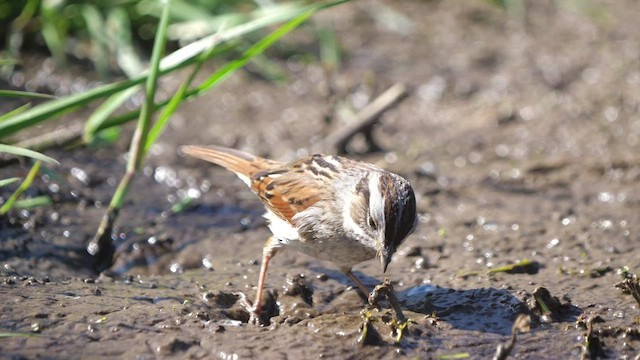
(2, 1, 640, 359)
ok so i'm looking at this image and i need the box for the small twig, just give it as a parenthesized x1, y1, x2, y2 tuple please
(324, 83, 407, 154)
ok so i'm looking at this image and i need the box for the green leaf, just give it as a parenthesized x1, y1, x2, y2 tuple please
(0, 103, 31, 123)
(0, 178, 21, 188)
(144, 37, 217, 154)
(0, 161, 42, 215)
(94, 127, 122, 146)
(144, 4, 323, 154)
(0, 332, 40, 338)
(40, 0, 67, 66)
(83, 87, 139, 144)
(0, 90, 55, 100)
(318, 27, 341, 72)
(0, 144, 59, 165)
(107, 0, 172, 210)
(0, 77, 144, 139)
(0, 0, 347, 141)
(81, 4, 110, 77)
(0, 59, 20, 66)
(13, 195, 53, 209)
(435, 353, 470, 359)
(194, 7, 318, 96)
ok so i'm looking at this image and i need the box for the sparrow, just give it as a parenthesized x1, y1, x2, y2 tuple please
(180, 145, 417, 324)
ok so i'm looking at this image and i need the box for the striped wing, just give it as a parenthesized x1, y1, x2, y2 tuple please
(181, 145, 330, 224)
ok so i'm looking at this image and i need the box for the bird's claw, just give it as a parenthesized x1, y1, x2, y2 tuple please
(235, 291, 264, 326)
(248, 310, 264, 326)
(368, 278, 407, 323)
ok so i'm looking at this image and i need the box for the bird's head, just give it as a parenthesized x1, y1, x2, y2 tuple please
(355, 171, 417, 272)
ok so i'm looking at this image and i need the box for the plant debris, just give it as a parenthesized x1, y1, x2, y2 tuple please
(579, 314, 607, 360)
(492, 314, 531, 360)
(460, 259, 540, 278)
(357, 278, 414, 344)
(526, 287, 576, 323)
(614, 267, 640, 308)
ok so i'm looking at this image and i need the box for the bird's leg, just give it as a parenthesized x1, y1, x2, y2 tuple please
(342, 268, 371, 299)
(250, 237, 279, 325)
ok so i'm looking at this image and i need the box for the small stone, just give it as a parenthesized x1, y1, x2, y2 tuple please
(31, 322, 41, 333)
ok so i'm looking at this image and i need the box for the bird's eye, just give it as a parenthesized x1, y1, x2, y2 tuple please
(368, 215, 377, 230)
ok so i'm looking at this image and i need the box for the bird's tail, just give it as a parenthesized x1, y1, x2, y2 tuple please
(180, 145, 280, 182)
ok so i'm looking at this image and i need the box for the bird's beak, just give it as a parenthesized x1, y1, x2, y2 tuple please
(380, 246, 393, 273)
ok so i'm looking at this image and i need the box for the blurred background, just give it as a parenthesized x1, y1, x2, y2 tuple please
(1, 0, 640, 358)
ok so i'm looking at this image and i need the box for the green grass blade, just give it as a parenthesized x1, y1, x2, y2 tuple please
(108, 0, 172, 210)
(160, 0, 347, 72)
(0, 78, 143, 139)
(93, 42, 237, 133)
(0, 57, 199, 140)
(108, 7, 145, 77)
(0, 103, 31, 122)
(435, 353, 470, 359)
(0, 1, 347, 141)
(319, 26, 341, 72)
(170, 195, 194, 215)
(144, 43, 215, 154)
(81, 4, 109, 77)
(0, 144, 59, 165)
(0, 90, 55, 100)
(83, 87, 139, 144)
(0, 59, 20, 66)
(0, 178, 21, 187)
(144, 6, 322, 153)
(0, 161, 41, 215)
(0, 332, 40, 338)
(133, 0, 171, 169)
(99, 7, 323, 137)
(82, 41, 232, 143)
(13, 195, 53, 209)
(194, 8, 317, 96)
(2, 0, 38, 74)
(40, 1, 67, 66)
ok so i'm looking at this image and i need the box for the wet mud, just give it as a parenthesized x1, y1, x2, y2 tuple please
(2, 1, 640, 358)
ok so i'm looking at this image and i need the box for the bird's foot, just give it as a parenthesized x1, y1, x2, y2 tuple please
(368, 278, 406, 322)
(248, 309, 264, 326)
(235, 291, 265, 326)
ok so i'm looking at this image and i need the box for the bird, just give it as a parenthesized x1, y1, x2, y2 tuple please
(180, 145, 417, 324)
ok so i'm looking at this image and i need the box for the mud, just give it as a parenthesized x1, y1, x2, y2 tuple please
(2, 1, 640, 358)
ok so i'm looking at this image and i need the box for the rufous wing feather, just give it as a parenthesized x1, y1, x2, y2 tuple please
(181, 145, 326, 225)
(251, 173, 323, 223)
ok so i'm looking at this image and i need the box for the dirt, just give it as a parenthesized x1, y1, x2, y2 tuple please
(2, 0, 640, 358)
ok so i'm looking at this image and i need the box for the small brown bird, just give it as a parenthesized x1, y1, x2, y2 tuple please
(181, 145, 417, 324)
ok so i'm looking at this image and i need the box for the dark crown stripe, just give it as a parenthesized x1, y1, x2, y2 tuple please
(380, 173, 417, 250)
(312, 156, 339, 172)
